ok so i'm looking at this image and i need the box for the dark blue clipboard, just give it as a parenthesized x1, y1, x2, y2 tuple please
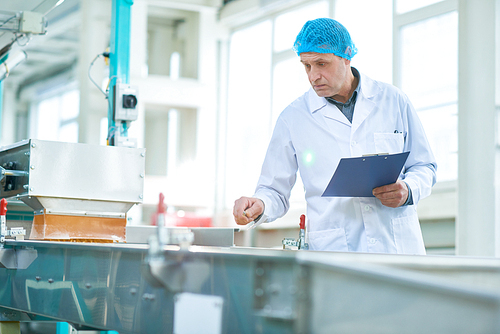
(322, 151, 410, 197)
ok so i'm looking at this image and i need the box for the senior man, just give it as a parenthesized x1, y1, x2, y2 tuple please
(233, 18, 436, 254)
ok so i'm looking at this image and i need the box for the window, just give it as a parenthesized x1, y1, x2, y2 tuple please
(144, 106, 197, 176)
(272, 1, 329, 123)
(396, 0, 444, 14)
(273, 1, 329, 53)
(225, 20, 272, 207)
(271, 58, 309, 125)
(335, 0, 393, 84)
(399, 11, 458, 181)
(147, 9, 199, 79)
(33, 88, 79, 143)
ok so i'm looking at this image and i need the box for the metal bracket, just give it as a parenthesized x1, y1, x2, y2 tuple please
(143, 226, 208, 293)
(0, 307, 32, 322)
(3, 227, 26, 241)
(282, 214, 309, 250)
(1, 225, 27, 243)
(253, 260, 311, 332)
(282, 236, 308, 250)
(0, 247, 37, 269)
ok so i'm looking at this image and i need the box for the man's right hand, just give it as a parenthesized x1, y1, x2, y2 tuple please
(233, 197, 264, 225)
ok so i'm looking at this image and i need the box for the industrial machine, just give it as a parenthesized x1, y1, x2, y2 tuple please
(0, 139, 145, 243)
(0, 139, 499, 333)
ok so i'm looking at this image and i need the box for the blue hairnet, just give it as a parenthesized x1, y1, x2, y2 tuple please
(293, 18, 358, 60)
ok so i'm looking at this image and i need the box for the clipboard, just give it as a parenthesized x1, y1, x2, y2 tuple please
(322, 151, 410, 197)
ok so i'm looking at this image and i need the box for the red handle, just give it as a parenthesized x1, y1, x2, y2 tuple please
(157, 193, 166, 214)
(0, 198, 7, 216)
(299, 214, 306, 230)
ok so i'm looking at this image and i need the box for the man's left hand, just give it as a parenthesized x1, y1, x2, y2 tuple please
(372, 180, 408, 208)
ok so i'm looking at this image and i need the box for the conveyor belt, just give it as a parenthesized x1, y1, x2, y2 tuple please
(1, 240, 500, 333)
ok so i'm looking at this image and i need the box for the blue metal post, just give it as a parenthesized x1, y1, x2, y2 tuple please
(108, 0, 133, 145)
(58, 323, 119, 333)
(56, 322, 70, 334)
(0, 80, 3, 140)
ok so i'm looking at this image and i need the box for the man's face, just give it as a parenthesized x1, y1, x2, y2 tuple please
(299, 52, 350, 98)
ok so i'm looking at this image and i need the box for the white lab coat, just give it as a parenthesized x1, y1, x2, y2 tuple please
(254, 71, 436, 254)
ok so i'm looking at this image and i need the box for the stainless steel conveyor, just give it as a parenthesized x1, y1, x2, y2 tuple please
(1, 239, 500, 333)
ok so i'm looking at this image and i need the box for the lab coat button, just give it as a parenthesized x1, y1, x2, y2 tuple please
(369, 238, 377, 244)
(364, 205, 370, 211)
(351, 141, 357, 146)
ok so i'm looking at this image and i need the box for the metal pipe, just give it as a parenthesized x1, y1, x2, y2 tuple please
(0, 50, 27, 81)
(0, 166, 28, 182)
(2, 170, 28, 177)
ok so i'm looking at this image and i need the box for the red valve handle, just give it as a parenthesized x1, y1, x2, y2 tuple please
(157, 193, 166, 214)
(299, 214, 306, 230)
(0, 198, 7, 216)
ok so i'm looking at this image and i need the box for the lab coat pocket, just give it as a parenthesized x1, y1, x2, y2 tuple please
(391, 214, 426, 255)
(374, 133, 404, 154)
(308, 228, 348, 252)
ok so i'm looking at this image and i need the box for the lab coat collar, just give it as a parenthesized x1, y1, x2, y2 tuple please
(307, 88, 350, 126)
(349, 72, 382, 133)
(306, 71, 383, 129)
(307, 69, 381, 114)
(358, 72, 381, 99)
(307, 87, 326, 114)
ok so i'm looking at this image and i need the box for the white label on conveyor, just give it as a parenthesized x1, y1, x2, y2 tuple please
(173, 292, 224, 334)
